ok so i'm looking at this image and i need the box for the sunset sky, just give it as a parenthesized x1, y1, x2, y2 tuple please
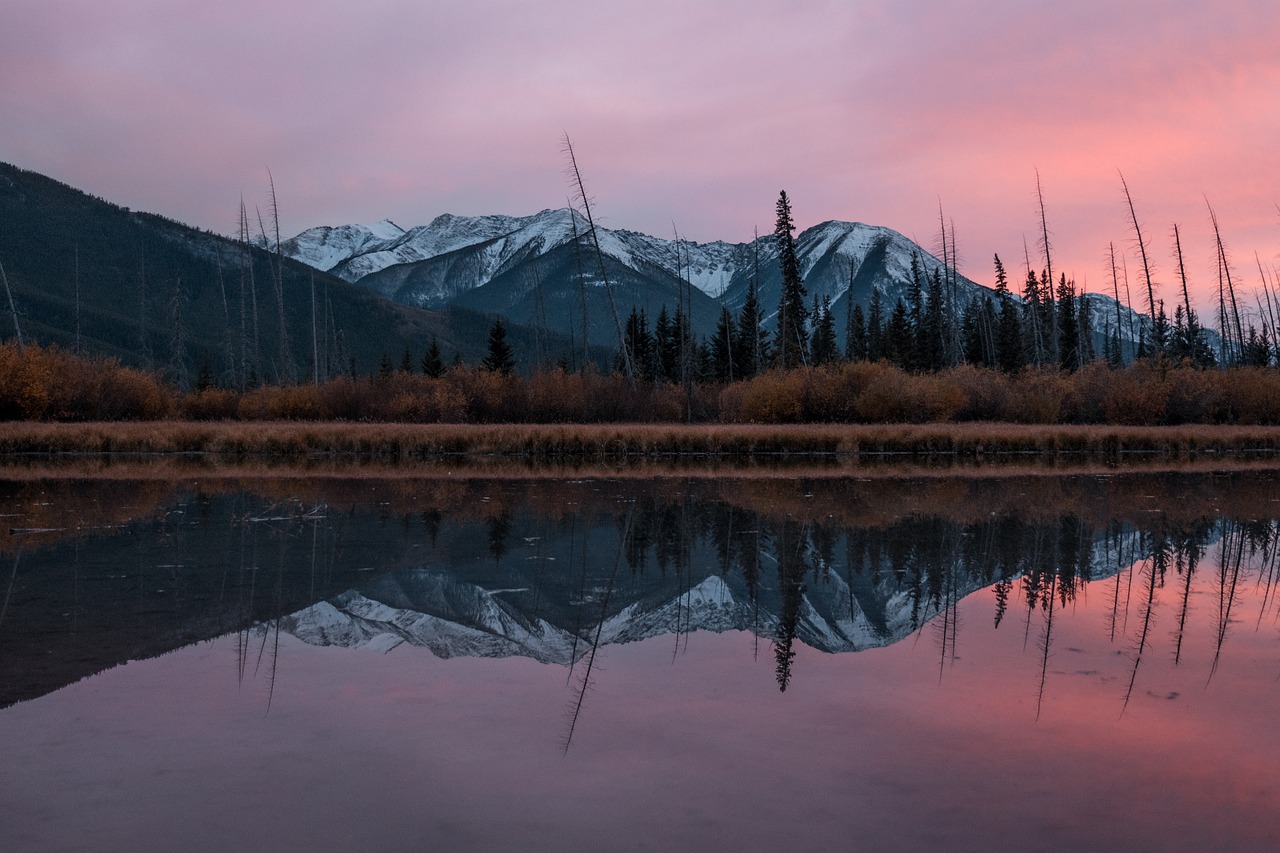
(2, 0, 1277, 313)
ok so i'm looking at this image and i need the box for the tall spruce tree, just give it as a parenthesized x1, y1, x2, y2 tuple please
(734, 277, 769, 379)
(772, 191, 809, 368)
(422, 336, 444, 378)
(481, 317, 516, 375)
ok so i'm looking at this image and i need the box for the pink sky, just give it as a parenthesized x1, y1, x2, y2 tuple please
(2, 0, 1278, 313)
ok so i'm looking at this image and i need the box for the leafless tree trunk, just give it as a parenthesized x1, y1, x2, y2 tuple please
(0, 259, 22, 352)
(262, 171, 295, 384)
(1119, 172, 1158, 329)
(1207, 198, 1245, 362)
(563, 134, 635, 389)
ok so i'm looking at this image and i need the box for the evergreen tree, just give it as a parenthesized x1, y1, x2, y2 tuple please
(400, 346, 414, 374)
(867, 288, 885, 362)
(481, 317, 516, 375)
(997, 294, 1024, 373)
(1056, 274, 1080, 371)
(884, 299, 913, 369)
(709, 306, 737, 381)
(1022, 268, 1045, 367)
(961, 299, 988, 366)
(1076, 296, 1095, 365)
(772, 191, 809, 368)
(378, 353, 394, 379)
(906, 255, 926, 371)
(734, 277, 769, 379)
(922, 266, 947, 370)
(810, 295, 839, 365)
(654, 306, 677, 382)
(421, 335, 444, 378)
(847, 304, 869, 361)
(623, 306, 655, 381)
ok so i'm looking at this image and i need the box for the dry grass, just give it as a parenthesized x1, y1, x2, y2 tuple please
(3, 420, 1280, 462)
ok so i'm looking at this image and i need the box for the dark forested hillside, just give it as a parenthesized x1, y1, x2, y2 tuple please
(0, 163, 588, 385)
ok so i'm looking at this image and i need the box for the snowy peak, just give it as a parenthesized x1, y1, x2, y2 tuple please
(280, 220, 406, 274)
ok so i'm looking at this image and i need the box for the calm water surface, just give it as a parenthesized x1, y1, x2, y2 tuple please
(2, 469, 1279, 851)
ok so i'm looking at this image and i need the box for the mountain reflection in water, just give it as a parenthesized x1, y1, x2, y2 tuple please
(4, 470, 1280, 851)
(2, 471, 1277, 706)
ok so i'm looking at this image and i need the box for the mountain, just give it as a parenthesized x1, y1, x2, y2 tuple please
(0, 163, 591, 383)
(278, 208, 1163, 357)
(276, 209, 994, 345)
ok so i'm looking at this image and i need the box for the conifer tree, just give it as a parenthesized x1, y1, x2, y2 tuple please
(481, 317, 515, 375)
(867, 288, 885, 362)
(1056, 274, 1079, 371)
(734, 274, 768, 379)
(810, 295, 839, 365)
(847, 304, 869, 361)
(885, 299, 913, 369)
(709, 306, 736, 381)
(772, 191, 808, 368)
(422, 336, 444, 378)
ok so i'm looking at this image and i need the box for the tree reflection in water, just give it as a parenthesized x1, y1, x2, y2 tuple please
(6, 471, 1280, 722)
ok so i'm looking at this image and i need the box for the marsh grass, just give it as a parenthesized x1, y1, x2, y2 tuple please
(3, 420, 1280, 463)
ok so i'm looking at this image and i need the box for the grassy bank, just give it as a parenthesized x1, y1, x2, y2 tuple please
(4, 420, 1280, 461)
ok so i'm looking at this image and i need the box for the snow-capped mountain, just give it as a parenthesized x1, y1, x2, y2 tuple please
(274, 209, 996, 345)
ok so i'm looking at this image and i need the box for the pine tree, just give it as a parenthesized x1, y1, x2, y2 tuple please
(997, 295, 1024, 374)
(623, 306, 655, 381)
(481, 317, 516, 375)
(734, 276, 768, 379)
(885, 299, 913, 369)
(847, 304, 869, 361)
(422, 336, 444, 378)
(867, 288, 885, 362)
(923, 266, 947, 370)
(709, 306, 736, 381)
(810, 295, 839, 365)
(400, 346, 414, 374)
(1056, 274, 1079, 371)
(772, 191, 808, 368)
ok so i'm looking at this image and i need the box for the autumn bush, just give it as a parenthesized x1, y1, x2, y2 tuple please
(0, 342, 173, 420)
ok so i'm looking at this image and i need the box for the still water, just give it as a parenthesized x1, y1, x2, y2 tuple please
(2, 468, 1280, 851)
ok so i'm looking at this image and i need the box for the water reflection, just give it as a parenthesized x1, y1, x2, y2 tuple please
(3, 471, 1280, 714)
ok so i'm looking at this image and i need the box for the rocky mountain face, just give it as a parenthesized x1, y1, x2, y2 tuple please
(278, 207, 1156, 352)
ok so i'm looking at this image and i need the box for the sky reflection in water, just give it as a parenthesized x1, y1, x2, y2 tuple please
(2, 471, 1279, 852)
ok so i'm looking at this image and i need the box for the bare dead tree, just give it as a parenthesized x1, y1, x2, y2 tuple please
(309, 270, 319, 385)
(0, 258, 23, 352)
(73, 244, 81, 354)
(1119, 172, 1158, 337)
(563, 134, 635, 389)
(1036, 169, 1054, 302)
(567, 204, 591, 372)
(263, 171, 295, 383)
(137, 244, 151, 369)
(1108, 243, 1125, 363)
(239, 199, 261, 386)
(1207, 198, 1245, 362)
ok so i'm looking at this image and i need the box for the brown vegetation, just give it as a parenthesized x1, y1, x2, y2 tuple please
(9, 343, 1280, 456)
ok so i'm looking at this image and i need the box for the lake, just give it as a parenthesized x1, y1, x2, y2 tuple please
(2, 465, 1279, 851)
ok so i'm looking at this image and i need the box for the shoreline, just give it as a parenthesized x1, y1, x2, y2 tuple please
(3, 421, 1280, 463)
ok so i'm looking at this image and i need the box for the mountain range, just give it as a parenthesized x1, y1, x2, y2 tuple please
(1, 160, 1151, 376)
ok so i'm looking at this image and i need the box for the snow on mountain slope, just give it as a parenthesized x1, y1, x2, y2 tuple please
(280, 220, 405, 274)
(276, 207, 975, 311)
